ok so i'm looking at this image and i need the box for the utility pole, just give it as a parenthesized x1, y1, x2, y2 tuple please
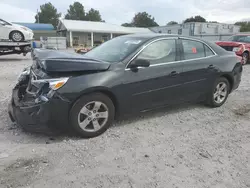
(37, 9, 40, 23)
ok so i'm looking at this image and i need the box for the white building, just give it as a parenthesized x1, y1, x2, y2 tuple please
(57, 19, 152, 47)
(150, 22, 240, 37)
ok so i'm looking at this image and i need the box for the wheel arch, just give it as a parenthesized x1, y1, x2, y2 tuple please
(243, 50, 249, 55)
(71, 87, 120, 119)
(220, 74, 234, 93)
(9, 30, 25, 40)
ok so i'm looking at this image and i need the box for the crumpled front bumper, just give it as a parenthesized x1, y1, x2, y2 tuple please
(8, 88, 52, 132)
(8, 69, 71, 133)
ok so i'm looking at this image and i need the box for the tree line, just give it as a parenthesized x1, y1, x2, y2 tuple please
(35, 2, 250, 32)
(35, 2, 103, 27)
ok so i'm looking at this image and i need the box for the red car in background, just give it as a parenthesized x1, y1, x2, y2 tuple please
(216, 34, 250, 65)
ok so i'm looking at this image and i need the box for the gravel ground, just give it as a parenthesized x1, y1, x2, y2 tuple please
(0, 54, 249, 188)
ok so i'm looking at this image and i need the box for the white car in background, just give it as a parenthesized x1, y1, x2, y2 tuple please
(0, 18, 34, 42)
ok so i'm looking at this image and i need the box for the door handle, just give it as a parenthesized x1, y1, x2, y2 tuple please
(207, 64, 217, 72)
(170, 71, 179, 76)
(207, 65, 215, 69)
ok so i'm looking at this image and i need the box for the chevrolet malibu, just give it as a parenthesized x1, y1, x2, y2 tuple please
(8, 34, 242, 138)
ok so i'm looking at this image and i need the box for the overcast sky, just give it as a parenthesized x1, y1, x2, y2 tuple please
(0, 0, 249, 25)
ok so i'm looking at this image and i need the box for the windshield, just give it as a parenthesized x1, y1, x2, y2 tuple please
(0, 19, 12, 25)
(84, 36, 148, 62)
(228, 35, 250, 43)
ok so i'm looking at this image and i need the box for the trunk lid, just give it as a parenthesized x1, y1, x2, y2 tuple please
(215, 41, 243, 47)
(215, 41, 244, 52)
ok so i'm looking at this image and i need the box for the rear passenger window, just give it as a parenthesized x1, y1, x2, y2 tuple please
(182, 40, 205, 60)
(204, 45, 214, 56)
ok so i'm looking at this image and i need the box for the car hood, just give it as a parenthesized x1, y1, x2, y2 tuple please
(215, 41, 244, 47)
(32, 49, 111, 73)
(11, 23, 30, 30)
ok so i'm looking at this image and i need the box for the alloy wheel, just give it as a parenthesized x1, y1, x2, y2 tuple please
(78, 101, 109, 132)
(213, 82, 228, 104)
(12, 32, 22, 41)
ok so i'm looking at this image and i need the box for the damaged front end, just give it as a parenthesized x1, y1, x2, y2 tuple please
(8, 48, 111, 133)
(8, 66, 71, 132)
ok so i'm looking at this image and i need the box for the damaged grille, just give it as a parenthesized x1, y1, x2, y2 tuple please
(26, 69, 51, 97)
(26, 69, 40, 94)
(31, 69, 38, 80)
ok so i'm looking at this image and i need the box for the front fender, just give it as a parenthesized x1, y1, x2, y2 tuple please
(75, 86, 114, 100)
(59, 85, 120, 117)
(57, 70, 123, 102)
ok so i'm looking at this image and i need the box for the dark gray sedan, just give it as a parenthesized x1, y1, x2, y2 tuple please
(8, 34, 243, 138)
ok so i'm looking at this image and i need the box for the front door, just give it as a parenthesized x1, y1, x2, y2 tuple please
(178, 38, 219, 101)
(120, 38, 185, 114)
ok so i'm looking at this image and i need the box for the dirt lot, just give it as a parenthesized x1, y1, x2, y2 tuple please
(0, 54, 249, 188)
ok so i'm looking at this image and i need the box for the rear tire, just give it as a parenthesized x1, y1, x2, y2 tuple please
(206, 77, 230, 108)
(69, 92, 115, 138)
(10, 31, 24, 42)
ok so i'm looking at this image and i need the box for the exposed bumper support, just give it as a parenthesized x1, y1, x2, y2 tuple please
(8, 88, 52, 132)
(8, 80, 71, 133)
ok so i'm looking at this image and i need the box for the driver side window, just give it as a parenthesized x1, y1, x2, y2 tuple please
(136, 39, 176, 65)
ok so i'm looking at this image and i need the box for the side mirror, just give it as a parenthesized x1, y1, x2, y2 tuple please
(129, 59, 150, 69)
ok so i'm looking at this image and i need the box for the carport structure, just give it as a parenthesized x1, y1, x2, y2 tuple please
(12, 22, 56, 40)
(57, 19, 152, 47)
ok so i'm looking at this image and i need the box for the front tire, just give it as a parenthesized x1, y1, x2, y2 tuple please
(10, 31, 24, 42)
(206, 77, 230, 108)
(70, 93, 115, 138)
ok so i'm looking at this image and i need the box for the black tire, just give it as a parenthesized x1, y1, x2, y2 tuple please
(242, 52, 249, 65)
(206, 77, 230, 108)
(69, 92, 115, 138)
(10, 31, 24, 42)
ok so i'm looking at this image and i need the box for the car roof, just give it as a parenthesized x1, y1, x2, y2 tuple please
(123, 33, 179, 38)
(122, 33, 210, 42)
(122, 33, 227, 56)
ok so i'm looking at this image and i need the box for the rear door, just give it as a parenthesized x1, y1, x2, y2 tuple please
(120, 37, 185, 114)
(0, 19, 6, 39)
(0, 19, 12, 39)
(178, 38, 219, 101)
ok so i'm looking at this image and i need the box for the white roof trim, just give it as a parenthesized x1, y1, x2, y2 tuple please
(58, 19, 152, 34)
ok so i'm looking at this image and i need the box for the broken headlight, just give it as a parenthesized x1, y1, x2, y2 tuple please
(32, 77, 69, 91)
